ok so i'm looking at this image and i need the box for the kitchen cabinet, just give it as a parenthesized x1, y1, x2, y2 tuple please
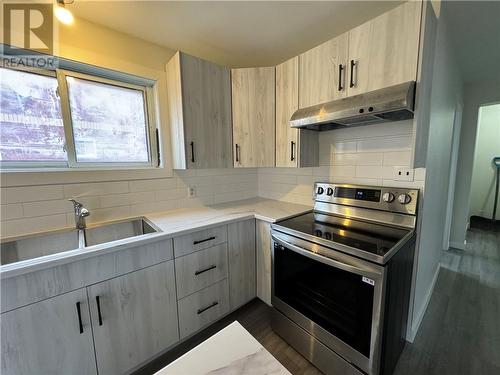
(256, 220, 272, 306)
(178, 279, 230, 339)
(88, 261, 179, 374)
(1, 288, 96, 375)
(347, 1, 422, 96)
(175, 243, 228, 299)
(227, 219, 256, 309)
(166, 51, 232, 169)
(299, 33, 348, 108)
(276, 57, 319, 167)
(231, 67, 276, 167)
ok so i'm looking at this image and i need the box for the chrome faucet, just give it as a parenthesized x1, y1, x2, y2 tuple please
(69, 199, 90, 230)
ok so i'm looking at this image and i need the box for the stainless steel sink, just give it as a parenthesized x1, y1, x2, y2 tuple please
(0, 218, 160, 266)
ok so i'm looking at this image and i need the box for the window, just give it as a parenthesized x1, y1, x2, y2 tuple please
(0, 66, 158, 169)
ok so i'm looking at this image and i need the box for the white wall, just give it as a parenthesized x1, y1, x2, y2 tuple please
(408, 7, 463, 339)
(259, 121, 426, 207)
(469, 104, 500, 219)
(450, 81, 500, 247)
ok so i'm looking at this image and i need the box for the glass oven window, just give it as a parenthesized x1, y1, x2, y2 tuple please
(274, 243, 374, 357)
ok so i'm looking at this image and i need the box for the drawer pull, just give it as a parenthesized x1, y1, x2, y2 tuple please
(193, 236, 216, 245)
(197, 301, 219, 315)
(195, 264, 217, 276)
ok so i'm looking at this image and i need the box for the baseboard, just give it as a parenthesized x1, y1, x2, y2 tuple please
(407, 264, 440, 342)
(449, 241, 465, 250)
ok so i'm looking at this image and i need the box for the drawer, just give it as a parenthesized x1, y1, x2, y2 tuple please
(175, 243, 228, 299)
(177, 279, 229, 339)
(173, 225, 227, 257)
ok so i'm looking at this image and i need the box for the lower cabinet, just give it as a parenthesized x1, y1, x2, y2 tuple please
(1, 288, 97, 375)
(88, 261, 179, 374)
(256, 220, 272, 305)
(228, 219, 256, 309)
(1, 260, 179, 375)
(178, 279, 230, 339)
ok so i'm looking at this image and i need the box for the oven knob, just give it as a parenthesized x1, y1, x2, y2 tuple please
(382, 192, 395, 203)
(315, 230, 322, 237)
(317, 186, 324, 195)
(325, 232, 332, 240)
(398, 193, 411, 205)
(326, 187, 334, 196)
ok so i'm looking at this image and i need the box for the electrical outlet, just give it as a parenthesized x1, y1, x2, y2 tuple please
(393, 167, 414, 181)
(187, 186, 196, 199)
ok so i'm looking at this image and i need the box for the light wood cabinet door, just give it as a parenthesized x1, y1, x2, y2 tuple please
(276, 57, 319, 168)
(256, 220, 272, 306)
(228, 219, 256, 310)
(231, 67, 275, 167)
(1, 288, 97, 375)
(88, 261, 179, 375)
(166, 52, 232, 169)
(299, 33, 348, 108)
(347, 1, 422, 96)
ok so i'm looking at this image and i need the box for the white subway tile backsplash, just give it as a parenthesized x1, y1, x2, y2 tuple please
(357, 136, 412, 153)
(63, 181, 129, 198)
(355, 166, 383, 179)
(1, 214, 68, 238)
(331, 166, 356, 177)
(23, 199, 73, 218)
(129, 178, 177, 192)
(100, 191, 156, 208)
(1, 185, 64, 204)
(383, 151, 412, 166)
(0, 204, 23, 220)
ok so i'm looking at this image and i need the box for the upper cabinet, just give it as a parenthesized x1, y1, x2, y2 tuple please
(275, 57, 318, 168)
(231, 67, 275, 168)
(166, 52, 232, 169)
(347, 1, 422, 96)
(299, 33, 349, 108)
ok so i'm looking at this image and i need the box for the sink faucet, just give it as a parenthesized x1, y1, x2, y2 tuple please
(69, 199, 90, 230)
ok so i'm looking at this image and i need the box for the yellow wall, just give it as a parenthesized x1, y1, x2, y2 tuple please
(58, 16, 175, 75)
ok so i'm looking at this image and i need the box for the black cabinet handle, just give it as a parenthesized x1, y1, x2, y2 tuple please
(235, 144, 240, 163)
(193, 236, 216, 245)
(195, 264, 217, 276)
(350, 60, 356, 88)
(338, 64, 344, 91)
(291, 141, 296, 161)
(76, 302, 84, 334)
(96, 296, 103, 326)
(197, 301, 219, 315)
(190, 141, 195, 163)
(155, 129, 161, 167)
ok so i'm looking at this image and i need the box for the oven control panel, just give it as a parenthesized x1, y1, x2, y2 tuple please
(314, 183, 419, 215)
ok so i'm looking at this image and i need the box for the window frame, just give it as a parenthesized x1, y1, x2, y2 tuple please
(0, 65, 160, 170)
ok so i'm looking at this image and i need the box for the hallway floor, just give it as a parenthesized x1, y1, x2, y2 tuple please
(394, 227, 500, 374)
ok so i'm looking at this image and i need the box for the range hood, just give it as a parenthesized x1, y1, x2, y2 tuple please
(290, 81, 416, 131)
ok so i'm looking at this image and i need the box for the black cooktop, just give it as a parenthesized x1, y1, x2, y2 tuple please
(274, 212, 410, 257)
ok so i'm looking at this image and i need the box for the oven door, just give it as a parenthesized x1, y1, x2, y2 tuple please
(271, 231, 386, 375)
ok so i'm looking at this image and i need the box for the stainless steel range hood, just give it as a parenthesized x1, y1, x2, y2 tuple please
(290, 81, 415, 131)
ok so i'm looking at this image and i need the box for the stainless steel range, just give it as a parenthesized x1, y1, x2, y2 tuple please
(271, 183, 419, 375)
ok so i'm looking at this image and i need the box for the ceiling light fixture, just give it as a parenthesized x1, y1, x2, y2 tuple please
(55, 0, 74, 25)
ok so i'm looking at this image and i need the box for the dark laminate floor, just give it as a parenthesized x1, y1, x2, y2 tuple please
(393, 227, 500, 375)
(137, 227, 499, 375)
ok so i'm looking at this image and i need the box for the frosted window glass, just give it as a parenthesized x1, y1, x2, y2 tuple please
(66, 76, 149, 163)
(0, 68, 66, 162)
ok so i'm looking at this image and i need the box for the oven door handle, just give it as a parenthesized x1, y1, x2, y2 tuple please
(272, 235, 381, 279)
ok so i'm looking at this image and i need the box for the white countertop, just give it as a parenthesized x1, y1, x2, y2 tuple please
(156, 321, 291, 375)
(1, 198, 311, 278)
(145, 198, 312, 236)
